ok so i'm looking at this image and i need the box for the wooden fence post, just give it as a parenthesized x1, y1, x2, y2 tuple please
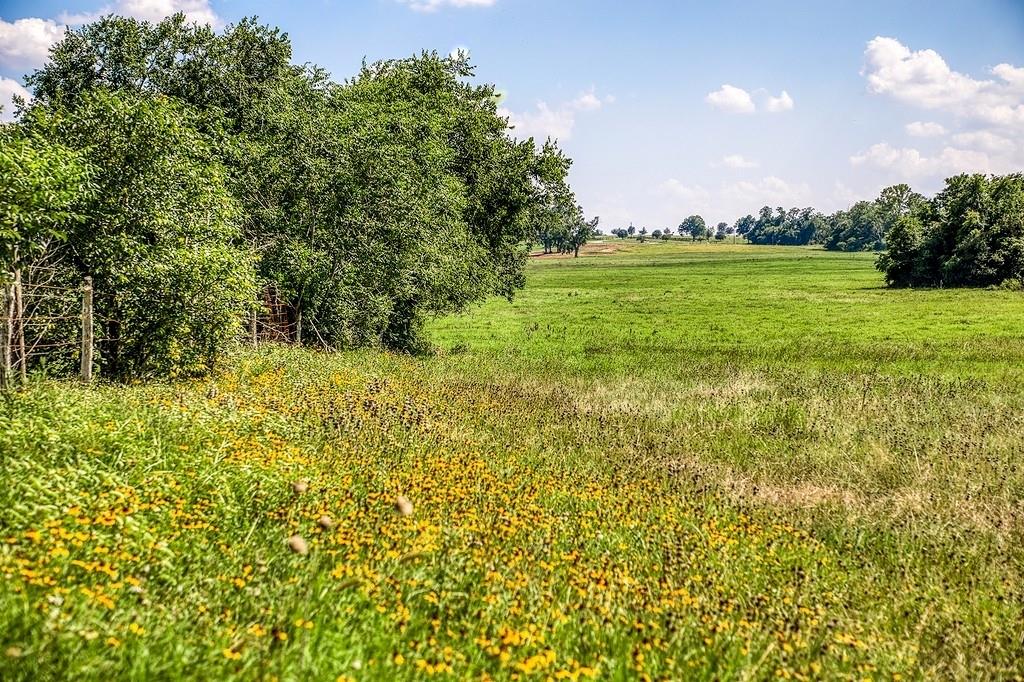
(14, 269, 25, 384)
(0, 275, 11, 390)
(296, 310, 302, 346)
(80, 277, 93, 383)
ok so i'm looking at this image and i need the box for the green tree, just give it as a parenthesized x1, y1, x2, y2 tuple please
(0, 126, 91, 273)
(28, 15, 574, 356)
(680, 215, 708, 242)
(23, 91, 256, 379)
(876, 173, 1024, 288)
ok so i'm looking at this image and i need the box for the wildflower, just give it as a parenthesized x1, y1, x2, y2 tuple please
(222, 648, 242, 660)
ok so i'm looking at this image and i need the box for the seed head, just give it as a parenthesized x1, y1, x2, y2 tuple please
(287, 535, 309, 555)
(394, 496, 414, 517)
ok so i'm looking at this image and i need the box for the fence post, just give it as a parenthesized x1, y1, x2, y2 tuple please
(296, 310, 302, 346)
(14, 269, 25, 384)
(80, 277, 93, 383)
(0, 275, 11, 390)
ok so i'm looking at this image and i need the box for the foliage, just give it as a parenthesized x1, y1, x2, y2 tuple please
(745, 206, 823, 246)
(820, 200, 883, 251)
(13, 13, 579, 371)
(877, 173, 1024, 287)
(22, 91, 255, 379)
(678, 214, 708, 241)
(0, 126, 91, 272)
(734, 214, 756, 237)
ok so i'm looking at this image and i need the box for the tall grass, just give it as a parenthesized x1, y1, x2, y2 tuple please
(2, 242, 1022, 679)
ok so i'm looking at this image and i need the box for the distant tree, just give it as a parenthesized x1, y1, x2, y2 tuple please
(734, 214, 755, 238)
(744, 206, 822, 245)
(821, 201, 882, 251)
(660, 228, 671, 240)
(565, 212, 599, 257)
(680, 215, 708, 242)
(628, 223, 636, 237)
(652, 229, 663, 239)
(639, 226, 648, 242)
(715, 222, 728, 240)
(876, 183, 926, 237)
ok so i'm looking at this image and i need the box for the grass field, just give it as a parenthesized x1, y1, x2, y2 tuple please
(2, 241, 1023, 680)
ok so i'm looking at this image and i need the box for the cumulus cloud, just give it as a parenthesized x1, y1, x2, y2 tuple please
(0, 77, 32, 122)
(719, 154, 758, 169)
(398, 0, 496, 11)
(656, 175, 812, 224)
(0, 1, 219, 71)
(500, 89, 611, 142)
(863, 36, 1024, 130)
(112, 0, 218, 26)
(0, 17, 64, 68)
(951, 130, 1014, 154)
(905, 121, 946, 137)
(706, 84, 794, 114)
(765, 90, 794, 112)
(705, 84, 755, 114)
(850, 142, 999, 177)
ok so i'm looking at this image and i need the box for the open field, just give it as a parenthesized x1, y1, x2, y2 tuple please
(3, 241, 1023, 679)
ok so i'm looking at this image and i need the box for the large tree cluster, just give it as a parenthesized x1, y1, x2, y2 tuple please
(1, 14, 578, 377)
(877, 174, 1024, 288)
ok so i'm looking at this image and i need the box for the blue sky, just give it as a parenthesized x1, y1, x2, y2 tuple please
(3, 0, 1024, 229)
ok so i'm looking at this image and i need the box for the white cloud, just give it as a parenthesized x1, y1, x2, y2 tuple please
(0, 17, 64, 68)
(500, 89, 611, 142)
(0, 1, 219, 71)
(719, 154, 758, 169)
(0, 77, 32, 122)
(705, 84, 755, 114)
(905, 121, 946, 137)
(113, 0, 219, 26)
(850, 142, 998, 177)
(398, 0, 496, 11)
(951, 130, 1014, 154)
(658, 179, 712, 206)
(721, 176, 812, 209)
(501, 101, 576, 142)
(572, 91, 602, 112)
(765, 90, 794, 112)
(863, 36, 1024, 130)
(656, 175, 812, 224)
(993, 63, 1024, 91)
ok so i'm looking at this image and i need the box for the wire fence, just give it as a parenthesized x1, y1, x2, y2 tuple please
(1, 269, 303, 389)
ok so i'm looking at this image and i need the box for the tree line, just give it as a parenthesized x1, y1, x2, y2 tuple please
(618, 175, 1023, 288)
(0, 14, 589, 379)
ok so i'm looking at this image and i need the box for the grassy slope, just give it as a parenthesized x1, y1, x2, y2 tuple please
(2, 241, 1023, 680)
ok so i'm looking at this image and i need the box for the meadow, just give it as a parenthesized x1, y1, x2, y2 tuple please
(2, 241, 1023, 680)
